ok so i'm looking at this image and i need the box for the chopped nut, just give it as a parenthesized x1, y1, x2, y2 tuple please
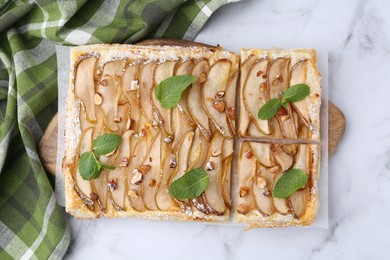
(256, 177, 267, 189)
(118, 157, 129, 167)
(149, 179, 156, 187)
(237, 204, 250, 215)
(216, 91, 225, 99)
(114, 117, 121, 123)
(94, 93, 103, 105)
(246, 151, 253, 159)
(108, 179, 118, 191)
(137, 165, 151, 175)
(130, 169, 143, 185)
(149, 157, 152, 162)
(128, 189, 138, 199)
(90, 192, 98, 201)
(100, 79, 108, 86)
(227, 107, 235, 120)
(199, 73, 207, 83)
(164, 135, 174, 143)
(263, 190, 270, 197)
(169, 157, 177, 168)
(256, 70, 263, 77)
(126, 118, 132, 130)
(260, 82, 266, 92)
(212, 101, 225, 112)
(239, 187, 249, 198)
(143, 122, 152, 129)
(262, 73, 267, 79)
(206, 161, 215, 171)
(315, 93, 319, 98)
(130, 80, 139, 91)
(96, 69, 101, 75)
(269, 166, 279, 173)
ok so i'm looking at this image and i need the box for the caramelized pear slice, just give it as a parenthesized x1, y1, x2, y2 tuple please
(139, 62, 157, 122)
(188, 60, 211, 140)
(142, 131, 161, 211)
(108, 130, 133, 210)
(272, 171, 290, 215)
(253, 164, 275, 216)
(175, 60, 196, 128)
(202, 59, 232, 138)
(243, 59, 271, 135)
(123, 63, 142, 132)
(203, 132, 225, 214)
(169, 131, 194, 184)
(171, 105, 193, 153)
(127, 127, 158, 211)
(221, 156, 232, 209)
(188, 128, 202, 169)
(97, 60, 126, 132)
(155, 141, 179, 211)
(79, 104, 105, 139)
(236, 142, 256, 215)
(290, 59, 310, 127)
(153, 61, 177, 134)
(239, 55, 257, 136)
(74, 57, 98, 122)
(225, 71, 238, 133)
(268, 58, 297, 139)
(75, 127, 94, 209)
(247, 123, 274, 167)
(288, 144, 311, 218)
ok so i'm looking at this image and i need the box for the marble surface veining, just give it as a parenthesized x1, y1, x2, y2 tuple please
(64, 0, 390, 259)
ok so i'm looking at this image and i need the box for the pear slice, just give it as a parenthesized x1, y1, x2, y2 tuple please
(153, 61, 177, 135)
(268, 57, 297, 139)
(108, 130, 133, 210)
(116, 102, 130, 133)
(142, 131, 161, 211)
(127, 127, 159, 211)
(188, 59, 211, 140)
(122, 63, 142, 132)
(221, 156, 232, 209)
(97, 60, 126, 132)
(271, 144, 293, 172)
(247, 123, 274, 167)
(79, 104, 105, 139)
(168, 131, 194, 184)
(155, 141, 179, 211)
(171, 105, 193, 153)
(139, 62, 157, 123)
(202, 59, 233, 138)
(225, 71, 238, 134)
(243, 59, 271, 135)
(175, 60, 196, 128)
(236, 142, 256, 215)
(74, 57, 98, 122)
(272, 171, 290, 215)
(238, 55, 257, 136)
(74, 127, 94, 210)
(188, 128, 203, 169)
(290, 59, 310, 127)
(288, 144, 311, 218)
(252, 164, 275, 216)
(203, 132, 226, 214)
(222, 138, 233, 160)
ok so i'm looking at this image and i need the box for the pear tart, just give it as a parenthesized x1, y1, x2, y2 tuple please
(236, 141, 320, 227)
(239, 49, 322, 141)
(64, 44, 239, 221)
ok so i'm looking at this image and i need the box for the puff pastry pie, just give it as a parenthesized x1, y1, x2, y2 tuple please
(63, 44, 322, 227)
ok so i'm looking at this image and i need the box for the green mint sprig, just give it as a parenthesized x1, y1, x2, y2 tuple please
(78, 134, 121, 180)
(257, 83, 310, 120)
(273, 168, 309, 199)
(169, 168, 209, 200)
(154, 75, 197, 109)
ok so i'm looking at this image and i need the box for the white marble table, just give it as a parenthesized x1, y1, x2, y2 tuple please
(65, 0, 390, 259)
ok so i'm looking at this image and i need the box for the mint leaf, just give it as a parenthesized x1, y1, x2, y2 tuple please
(282, 83, 310, 103)
(169, 168, 209, 200)
(273, 169, 309, 199)
(79, 152, 99, 180)
(257, 98, 282, 120)
(92, 134, 121, 156)
(99, 162, 115, 170)
(154, 75, 197, 109)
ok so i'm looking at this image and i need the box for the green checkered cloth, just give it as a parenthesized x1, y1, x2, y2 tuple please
(0, 0, 238, 258)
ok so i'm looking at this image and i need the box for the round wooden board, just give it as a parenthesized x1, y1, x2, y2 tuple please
(38, 39, 346, 175)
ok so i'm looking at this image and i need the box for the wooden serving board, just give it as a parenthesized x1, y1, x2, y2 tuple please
(38, 39, 346, 175)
